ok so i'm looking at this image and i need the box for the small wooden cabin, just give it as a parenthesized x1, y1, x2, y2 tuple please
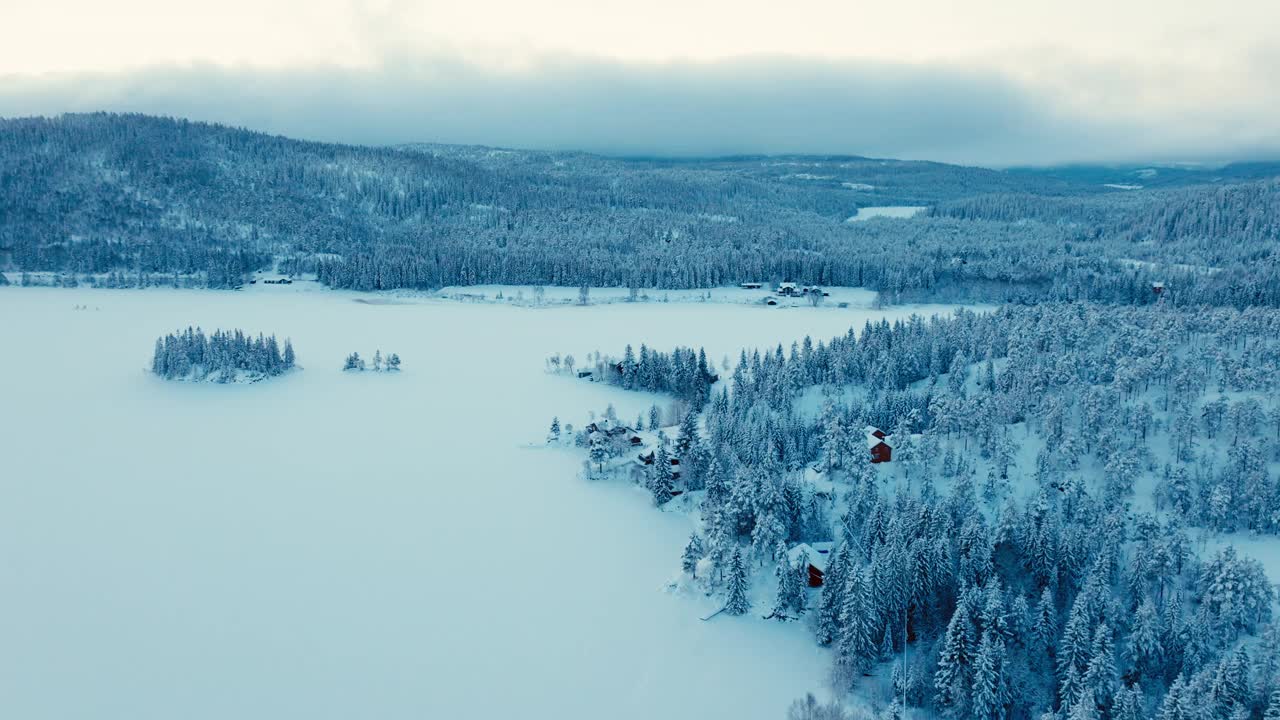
(788, 542, 835, 587)
(865, 427, 892, 463)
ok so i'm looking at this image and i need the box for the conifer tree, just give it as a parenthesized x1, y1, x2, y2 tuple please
(815, 545, 850, 646)
(771, 553, 805, 620)
(682, 533, 704, 577)
(934, 601, 975, 717)
(724, 548, 751, 616)
(970, 632, 1007, 720)
(1264, 688, 1280, 720)
(837, 566, 876, 681)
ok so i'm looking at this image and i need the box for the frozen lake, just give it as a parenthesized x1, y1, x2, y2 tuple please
(0, 286, 967, 720)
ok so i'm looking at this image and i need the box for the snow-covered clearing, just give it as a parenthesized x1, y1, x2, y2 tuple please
(844, 206, 927, 222)
(0, 286, 966, 720)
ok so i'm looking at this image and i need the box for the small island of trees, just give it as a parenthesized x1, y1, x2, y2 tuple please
(343, 349, 401, 372)
(152, 327, 296, 382)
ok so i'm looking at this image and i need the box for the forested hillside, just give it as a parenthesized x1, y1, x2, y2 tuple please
(572, 302, 1280, 719)
(3, 113, 1279, 306)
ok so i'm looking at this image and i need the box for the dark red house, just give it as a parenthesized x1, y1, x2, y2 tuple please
(865, 427, 892, 463)
(787, 543, 835, 587)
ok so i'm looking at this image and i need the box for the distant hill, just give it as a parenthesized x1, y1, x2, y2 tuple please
(2, 113, 1278, 306)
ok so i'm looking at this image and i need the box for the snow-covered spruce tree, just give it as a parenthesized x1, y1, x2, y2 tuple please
(343, 352, 363, 371)
(547, 417, 561, 444)
(770, 552, 806, 620)
(969, 632, 1008, 720)
(835, 565, 876, 686)
(1265, 688, 1280, 720)
(681, 533, 704, 578)
(934, 600, 975, 717)
(815, 545, 851, 646)
(386, 353, 400, 371)
(649, 438, 675, 506)
(675, 407, 696, 450)
(588, 438, 608, 477)
(723, 548, 750, 616)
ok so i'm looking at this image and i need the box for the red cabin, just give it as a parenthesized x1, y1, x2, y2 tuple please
(788, 543, 834, 587)
(865, 426, 892, 463)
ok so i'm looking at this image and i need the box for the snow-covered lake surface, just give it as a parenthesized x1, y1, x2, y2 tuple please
(0, 286, 968, 720)
(844, 206, 927, 222)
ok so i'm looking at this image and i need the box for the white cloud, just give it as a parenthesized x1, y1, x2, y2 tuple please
(2, 0, 1279, 168)
(2, 50, 1277, 166)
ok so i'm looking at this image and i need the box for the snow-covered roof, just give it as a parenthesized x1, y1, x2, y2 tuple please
(866, 433, 891, 449)
(778, 282, 797, 289)
(788, 543, 834, 573)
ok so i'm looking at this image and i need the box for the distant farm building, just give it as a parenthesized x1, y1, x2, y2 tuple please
(777, 282, 798, 296)
(637, 451, 681, 468)
(866, 426, 892, 463)
(788, 542, 835, 587)
(740, 282, 763, 289)
(577, 370, 593, 379)
(765, 298, 778, 306)
(586, 420, 631, 438)
(1152, 281, 1166, 295)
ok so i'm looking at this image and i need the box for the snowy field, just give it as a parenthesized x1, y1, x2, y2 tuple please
(0, 286, 969, 720)
(844, 206, 927, 222)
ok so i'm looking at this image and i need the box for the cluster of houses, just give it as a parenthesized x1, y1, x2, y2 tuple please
(584, 419, 689, 495)
(740, 282, 830, 305)
(775, 282, 828, 297)
(582, 417, 895, 586)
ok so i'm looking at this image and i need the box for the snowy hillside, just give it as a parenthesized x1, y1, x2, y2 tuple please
(5, 114, 1280, 308)
(562, 301, 1280, 718)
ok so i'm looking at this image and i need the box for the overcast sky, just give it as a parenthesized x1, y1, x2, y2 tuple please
(2, 0, 1277, 166)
